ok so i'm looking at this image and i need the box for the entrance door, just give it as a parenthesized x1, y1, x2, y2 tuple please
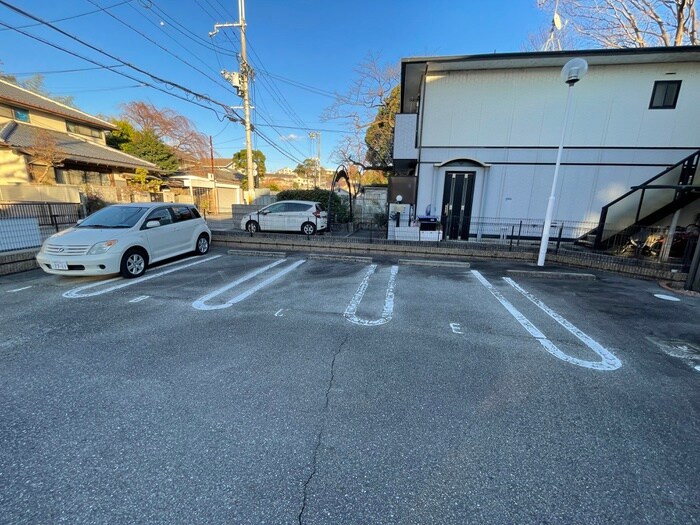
(441, 172, 475, 240)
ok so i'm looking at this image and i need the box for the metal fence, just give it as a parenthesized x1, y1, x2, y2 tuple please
(0, 202, 83, 253)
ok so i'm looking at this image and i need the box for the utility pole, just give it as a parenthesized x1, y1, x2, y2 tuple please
(309, 131, 321, 187)
(211, 0, 255, 204)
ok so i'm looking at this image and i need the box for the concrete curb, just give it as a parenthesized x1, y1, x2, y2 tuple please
(227, 249, 286, 258)
(399, 259, 470, 269)
(506, 269, 597, 280)
(658, 281, 700, 297)
(308, 254, 373, 263)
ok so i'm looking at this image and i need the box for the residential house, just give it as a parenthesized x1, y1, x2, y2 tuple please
(0, 78, 157, 204)
(171, 156, 244, 213)
(393, 47, 700, 244)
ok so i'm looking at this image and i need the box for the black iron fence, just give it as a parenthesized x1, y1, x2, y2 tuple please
(0, 202, 83, 253)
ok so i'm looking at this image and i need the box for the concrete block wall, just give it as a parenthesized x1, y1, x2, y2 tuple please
(0, 249, 39, 276)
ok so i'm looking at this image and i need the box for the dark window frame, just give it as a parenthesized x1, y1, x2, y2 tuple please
(66, 121, 103, 138)
(649, 80, 682, 110)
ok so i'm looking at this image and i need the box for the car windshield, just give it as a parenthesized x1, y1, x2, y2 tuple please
(77, 206, 148, 229)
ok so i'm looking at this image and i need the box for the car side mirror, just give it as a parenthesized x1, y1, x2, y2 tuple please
(146, 220, 160, 228)
(76, 219, 84, 225)
(260, 210, 268, 215)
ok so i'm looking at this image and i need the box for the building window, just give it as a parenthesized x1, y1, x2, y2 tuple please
(13, 108, 30, 122)
(67, 121, 103, 138)
(649, 80, 681, 109)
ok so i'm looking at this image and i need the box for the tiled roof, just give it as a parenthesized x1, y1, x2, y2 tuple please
(0, 121, 157, 170)
(0, 79, 115, 130)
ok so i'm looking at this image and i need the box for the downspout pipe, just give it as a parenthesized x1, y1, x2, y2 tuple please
(412, 62, 430, 222)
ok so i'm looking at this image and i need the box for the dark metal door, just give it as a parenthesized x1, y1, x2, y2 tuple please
(441, 172, 475, 240)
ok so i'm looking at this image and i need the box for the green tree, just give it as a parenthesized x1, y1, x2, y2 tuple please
(232, 149, 267, 185)
(324, 52, 399, 176)
(276, 188, 350, 223)
(127, 167, 161, 193)
(294, 158, 321, 187)
(364, 85, 400, 170)
(122, 130, 179, 172)
(106, 119, 136, 150)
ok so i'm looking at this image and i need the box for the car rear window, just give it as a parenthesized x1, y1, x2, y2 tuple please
(172, 206, 194, 222)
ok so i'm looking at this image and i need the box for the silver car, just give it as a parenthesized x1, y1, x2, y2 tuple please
(240, 200, 328, 235)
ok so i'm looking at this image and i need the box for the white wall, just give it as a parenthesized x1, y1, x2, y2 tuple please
(415, 60, 700, 225)
(422, 63, 700, 148)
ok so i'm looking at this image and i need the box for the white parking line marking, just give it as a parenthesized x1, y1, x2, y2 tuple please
(503, 277, 621, 370)
(654, 293, 681, 302)
(450, 322, 463, 334)
(193, 259, 305, 310)
(7, 286, 32, 293)
(129, 296, 150, 303)
(471, 270, 620, 371)
(63, 255, 222, 298)
(344, 264, 398, 327)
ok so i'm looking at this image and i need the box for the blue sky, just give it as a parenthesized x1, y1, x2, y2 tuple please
(0, 1, 549, 172)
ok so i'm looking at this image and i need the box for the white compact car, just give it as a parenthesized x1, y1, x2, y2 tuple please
(240, 200, 327, 235)
(36, 202, 211, 278)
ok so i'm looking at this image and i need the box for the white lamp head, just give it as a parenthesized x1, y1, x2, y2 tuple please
(561, 58, 588, 85)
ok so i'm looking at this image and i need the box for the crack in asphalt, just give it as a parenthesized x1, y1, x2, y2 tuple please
(298, 334, 349, 525)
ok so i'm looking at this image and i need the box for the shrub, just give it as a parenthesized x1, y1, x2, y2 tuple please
(276, 189, 351, 223)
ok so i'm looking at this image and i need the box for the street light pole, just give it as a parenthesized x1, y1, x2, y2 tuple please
(537, 58, 588, 267)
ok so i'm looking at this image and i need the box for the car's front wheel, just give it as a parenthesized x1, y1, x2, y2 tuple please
(120, 248, 147, 278)
(195, 234, 209, 255)
(301, 222, 317, 235)
(245, 220, 259, 233)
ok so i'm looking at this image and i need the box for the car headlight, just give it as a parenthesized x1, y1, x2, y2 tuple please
(88, 240, 118, 255)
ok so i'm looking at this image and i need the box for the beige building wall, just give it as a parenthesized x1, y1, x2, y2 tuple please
(1, 104, 107, 145)
(0, 149, 29, 183)
(0, 184, 81, 203)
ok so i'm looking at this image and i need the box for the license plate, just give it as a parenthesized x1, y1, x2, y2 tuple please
(50, 261, 69, 270)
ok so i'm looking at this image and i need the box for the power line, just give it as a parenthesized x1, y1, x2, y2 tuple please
(0, 1, 310, 165)
(8, 65, 125, 76)
(142, 0, 238, 57)
(0, 0, 134, 32)
(85, 0, 239, 98)
(51, 84, 145, 94)
(0, 19, 228, 119)
(0, 0, 238, 118)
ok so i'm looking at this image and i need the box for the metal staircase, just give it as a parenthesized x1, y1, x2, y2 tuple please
(593, 149, 700, 250)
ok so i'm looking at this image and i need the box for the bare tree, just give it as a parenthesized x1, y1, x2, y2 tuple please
(536, 0, 698, 48)
(324, 52, 400, 174)
(120, 101, 210, 166)
(27, 129, 67, 184)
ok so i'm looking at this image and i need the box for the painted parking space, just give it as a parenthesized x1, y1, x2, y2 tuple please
(192, 259, 306, 310)
(343, 264, 399, 326)
(62, 255, 222, 298)
(49, 253, 623, 373)
(472, 270, 621, 371)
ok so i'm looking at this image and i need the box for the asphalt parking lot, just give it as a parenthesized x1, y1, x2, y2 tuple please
(1, 248, 699, 525)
